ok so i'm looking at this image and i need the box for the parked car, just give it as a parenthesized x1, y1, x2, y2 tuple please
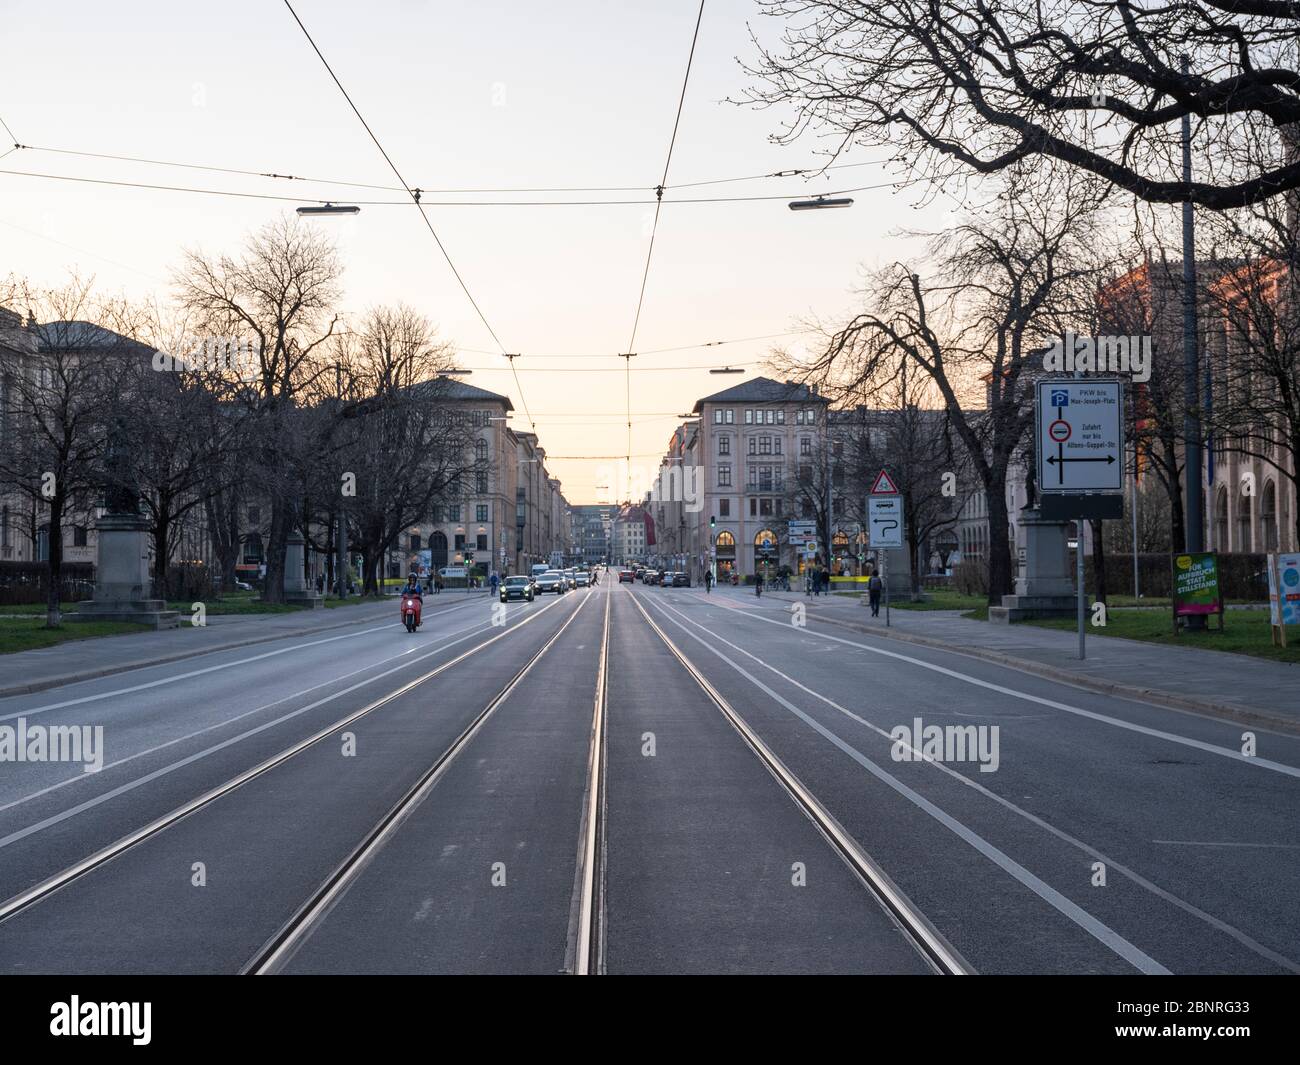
(672, 572, 691, 587)
(618, 569, 634, 583)
(499, 575, 534, 602)
(534, 570, 567, 594)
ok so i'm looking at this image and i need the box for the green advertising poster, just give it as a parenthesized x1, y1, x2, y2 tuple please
(1172, 552, 1222, 620)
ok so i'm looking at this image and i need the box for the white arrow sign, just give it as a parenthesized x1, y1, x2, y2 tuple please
(868, 496, 903, 548)
(1036, 379, 1124, 493)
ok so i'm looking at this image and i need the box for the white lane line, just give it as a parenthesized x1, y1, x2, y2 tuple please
(635, 593, 1169, 974)
(0, 599, 483, 723)
(0, 602, 558, 851)
(0, 615, 496, 816)
(674, 592, 1300, 779)
(1152, 840, 1300, 850)
(647, 594, 1300, 974)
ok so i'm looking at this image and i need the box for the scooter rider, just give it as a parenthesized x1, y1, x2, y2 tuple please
(402, 573, 423, 602)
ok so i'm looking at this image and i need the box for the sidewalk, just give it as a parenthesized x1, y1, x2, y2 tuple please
(0, 593, 489, 699)
(753, 589, 1300, 734)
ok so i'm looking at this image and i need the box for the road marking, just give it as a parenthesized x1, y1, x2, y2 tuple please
(626, 588, 967, 975)
(0, 598, 485, 723)
(645, 593, 1299, 973)
(0, 600, 565, 855)
(675, 592, 1300, 779)
(0, 614, 498, 816)
(1152, 840, 1300, 850)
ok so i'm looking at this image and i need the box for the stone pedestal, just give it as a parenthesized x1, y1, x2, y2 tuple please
(282, 532, 323, 609)
(989, 508, 1081, 623)
(70, 513, 180, 629)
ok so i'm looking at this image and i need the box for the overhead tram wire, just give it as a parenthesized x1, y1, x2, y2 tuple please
(279, 0, 537, 434)
(621, 0, 707, 499)
(5, 140, 890, 198)
(454, 330, 804, 359)
(0, 167, 897, 208)
(0, 111, 16, 144)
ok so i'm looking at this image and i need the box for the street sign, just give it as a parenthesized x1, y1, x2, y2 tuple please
(870, 469, 899, 495)
(868, 496, 903, 548)
(787, 520, 817, 540)
(1036, 379, 1124, 493)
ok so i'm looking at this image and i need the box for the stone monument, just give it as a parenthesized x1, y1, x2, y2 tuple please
(989, 463, 1081, 623)
(282, 531, 323, 608)
(71, 417, 179, 629)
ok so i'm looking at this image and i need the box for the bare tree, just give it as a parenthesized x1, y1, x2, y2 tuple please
(744, 1, 1300, 208)
(174, 215, 343, 603)
(0, 277, 141, 625)
(793, 171, 1104, 603)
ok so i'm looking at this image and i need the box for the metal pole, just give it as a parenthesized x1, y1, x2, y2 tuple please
(335, 512, 348, 599)
(884, 550, 891, 627)
(1180, 54, 1206, 631)
(1131, 463, 1140, 599)
(1077, 520, 1086, 659)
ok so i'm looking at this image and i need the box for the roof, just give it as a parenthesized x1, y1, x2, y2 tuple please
(431, 378, 514, 410)
(691, 375, 828, 412)
(35, 320, 154, 356)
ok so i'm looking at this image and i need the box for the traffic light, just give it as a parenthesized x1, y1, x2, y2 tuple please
(710, 515, 716, 528)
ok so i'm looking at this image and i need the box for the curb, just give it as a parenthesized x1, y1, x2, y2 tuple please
(0, 597, 483, 700)
(792, 605, 1300, 737)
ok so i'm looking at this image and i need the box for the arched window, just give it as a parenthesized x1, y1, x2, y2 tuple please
(1263, 481, 1278, 551)
(754, 529, 777, 548)
(1237, 487, 1253, 552)
(715, 530, 736, 558)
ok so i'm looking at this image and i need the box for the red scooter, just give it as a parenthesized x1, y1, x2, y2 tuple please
(400, 593, 422, 632)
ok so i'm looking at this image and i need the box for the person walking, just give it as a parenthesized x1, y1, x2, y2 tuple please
(868, 571, 883, 617)
(704, 569, 713, 593)
(754, 572, 763, 597)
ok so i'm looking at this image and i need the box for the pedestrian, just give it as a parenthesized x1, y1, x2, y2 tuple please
(755, 572, 762, 597)
(434, 576, 442, 595)
(315, 573, 324, 595)
(868, 571, 883, 617)
(704, 569, 712, 594)
(490, 571, 500, 596)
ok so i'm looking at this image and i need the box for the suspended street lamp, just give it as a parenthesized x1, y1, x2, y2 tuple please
(296, 202, 361, 216)
(788, 195, 854, 211)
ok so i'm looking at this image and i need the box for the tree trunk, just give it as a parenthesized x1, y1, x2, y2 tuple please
(152, 497, 172, 598)
(262, 498, 290, 604)
(985, 474, 1013, 604)
(45, 490, 64, 628)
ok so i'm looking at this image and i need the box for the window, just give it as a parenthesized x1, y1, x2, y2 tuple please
(800, 437, 811, 456)
(749, 498, 757, 517)
(718, 463, 732, 487)
(73, 525, 88, 548)
(247, 506, 260, 524)
(776, 410, 785, 425)
(748, 437, 757, 456)
(745, 409, 754, 424)
(454, 534, 466, 550)
(477, 534, 488, 551)
(718, 435, 730, 456)
(759, 436, 772, 455)
(409, 534, 421, 552)
(759, 498, 773, 517)
(766, 410, 775, 425)
(476, 504, 489, 523)
(448, 505, 461, 522)
(476, 471, 489, 494)
(719, 498, 730, 517)
(714, 409, 722, 424)
(725, 409, 734, 424)
(475, 439, 488, 462)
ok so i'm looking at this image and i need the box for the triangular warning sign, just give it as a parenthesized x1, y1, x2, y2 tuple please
(870, 469, 899, 494)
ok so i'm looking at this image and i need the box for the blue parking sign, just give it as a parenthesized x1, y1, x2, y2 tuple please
(1050, 389, 1069, 407)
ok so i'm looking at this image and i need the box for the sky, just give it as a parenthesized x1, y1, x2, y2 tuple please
(0, 0, 952, 502)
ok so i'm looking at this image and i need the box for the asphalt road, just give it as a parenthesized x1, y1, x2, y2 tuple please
(1, 577, 1296, 974)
